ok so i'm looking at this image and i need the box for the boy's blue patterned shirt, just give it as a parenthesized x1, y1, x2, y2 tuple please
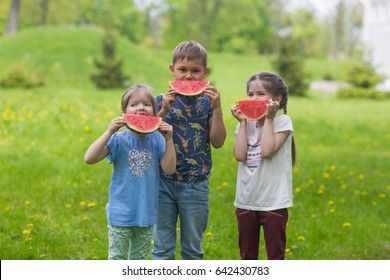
(156, 94, 213, 182)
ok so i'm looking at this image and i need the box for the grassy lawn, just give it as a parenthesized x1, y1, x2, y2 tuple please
(0, 27, 389, 260)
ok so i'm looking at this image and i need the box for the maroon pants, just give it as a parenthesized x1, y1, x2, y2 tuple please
(236, 208, 288, 260)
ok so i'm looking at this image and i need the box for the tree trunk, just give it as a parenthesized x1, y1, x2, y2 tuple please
(40, 0, 49, 25)
(5, 0, 21, 35)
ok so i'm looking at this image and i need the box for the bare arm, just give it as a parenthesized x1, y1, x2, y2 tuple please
(158, 122, 176, 175)
(260, 100, 290, 159)
(205, 86, 226, 148)
(260, 118, 290, 159)
(230, 104, 248, 161)
(84, 117, 125, 164)
(157, 90, 177, 120)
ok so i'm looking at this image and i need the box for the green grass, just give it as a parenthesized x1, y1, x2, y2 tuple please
(0, 27, 389, 260)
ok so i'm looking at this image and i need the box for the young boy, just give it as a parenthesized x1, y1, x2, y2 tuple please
(151, 41, 226, 260)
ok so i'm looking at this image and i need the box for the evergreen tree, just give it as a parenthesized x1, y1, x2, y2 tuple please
(90, 31, 129, 89)
(273, 34, 309, 97)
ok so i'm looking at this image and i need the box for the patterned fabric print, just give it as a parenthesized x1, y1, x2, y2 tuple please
(108, 224, 153, 260)
(127, 149, 152, 179)
(156, 95, 212, 182)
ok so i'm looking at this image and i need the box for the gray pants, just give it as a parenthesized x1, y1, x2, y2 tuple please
(108, 224, 153, 260)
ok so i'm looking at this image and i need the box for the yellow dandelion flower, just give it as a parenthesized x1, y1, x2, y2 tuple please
(308, 179, 314, 185)
(24, 200, 31, 206)
(358, 174, 364, 180)
(27, 224, 33, 228)
(319, 184, 325, 189)
(323, 172, 330, 178)
(329, 208, 335, 213)
(327, 200, 334, 206)
(86, 179, 92, 185)
(311, 214, 317, 219)
(297, 236, 305, 241)
(87, 202, 95, 207)
(80, 201, 86, 206)
(285, 248, 291, 253)
(222, 181, 228, 187)
(4, 207, 10, 212)
(317, 189, 324, 194)
(378, 193, 386, 199)
(343, 222, 351, 228)
(341, 183, 347, 189)
(82, 216, 90, 221)
(83, 125, 91, 132)
(293, 167, 299, 173)
(206, 232, 213, 237)
(330, 165, 336, 171)
(379, 223, 386, 228)
(295, 187, 301, 193)
(22, 229, 31, 235)
(65, 204, 72, 208)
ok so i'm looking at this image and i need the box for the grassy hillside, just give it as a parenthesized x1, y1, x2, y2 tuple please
(1, 26, 388, 260)
(0, 26, 347, 96)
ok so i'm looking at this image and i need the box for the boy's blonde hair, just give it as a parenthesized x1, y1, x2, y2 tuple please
(172, 41, 208, 67)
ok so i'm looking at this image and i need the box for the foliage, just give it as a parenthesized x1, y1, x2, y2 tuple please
(90, 31, 129, 89)
(273, 34, 309, 97)
(0, 64, 44, 88)
(337, 60, 388, 100)
(1, 0, 364, 59)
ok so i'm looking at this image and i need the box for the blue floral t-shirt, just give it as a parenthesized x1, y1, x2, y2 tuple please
(156, 94, 213, 182)
(106, 130, 165, 227)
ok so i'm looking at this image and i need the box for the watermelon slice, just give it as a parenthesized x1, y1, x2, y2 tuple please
(122, 114, 161, 134)
(169, 80, 209, 97)
(237, 99, 270, 120)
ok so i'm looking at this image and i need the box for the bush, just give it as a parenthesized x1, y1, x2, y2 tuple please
(337, 60, 388, 100)
(338, 87, 390, 100)
(346, 61, 385, 89)
(0, 65, 44, 88)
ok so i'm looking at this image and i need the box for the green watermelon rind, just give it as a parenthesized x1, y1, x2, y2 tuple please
(237, 99, 270, 120)
(169, 80, 210, 97)
(122, 114, 161, 134)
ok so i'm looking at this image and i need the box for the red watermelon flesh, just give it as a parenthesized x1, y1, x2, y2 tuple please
(237, 99, 271, 120)
(122, 114, 161, 134)
(169, 80, 209, 97)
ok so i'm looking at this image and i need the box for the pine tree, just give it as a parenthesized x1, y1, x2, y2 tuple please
(273, 34, 309, 97)
(91, 31, 129, 89)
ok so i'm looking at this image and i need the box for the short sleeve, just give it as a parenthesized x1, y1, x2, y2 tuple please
(106, 133, 119, 164)
(274, 115, 293, 134)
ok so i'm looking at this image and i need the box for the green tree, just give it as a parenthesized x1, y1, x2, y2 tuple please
(273, 33, 309, 97)
(90, 30, 129, 89)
